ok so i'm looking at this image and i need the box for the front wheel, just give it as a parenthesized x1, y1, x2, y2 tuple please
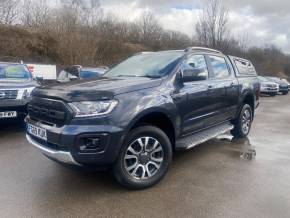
(113, 125, 172, 189)
(231, 104, 253, 138)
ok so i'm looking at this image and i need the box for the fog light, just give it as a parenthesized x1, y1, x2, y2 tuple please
(76, 134, 108, 153)
(80, 138, 101, 151)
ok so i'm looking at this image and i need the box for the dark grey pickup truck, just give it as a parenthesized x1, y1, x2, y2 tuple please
(0, 62, 37, 120)
(25, 47, 260, 189)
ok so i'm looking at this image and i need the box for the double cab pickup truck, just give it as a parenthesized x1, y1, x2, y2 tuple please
(0, 62, 37, 120)
(25, 47, 260, 189)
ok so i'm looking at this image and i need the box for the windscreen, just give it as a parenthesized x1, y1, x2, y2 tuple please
(0, 65, 32, 81)
(104, 51, 183, 78)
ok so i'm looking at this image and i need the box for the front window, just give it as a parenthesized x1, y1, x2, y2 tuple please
(0, 65, 32, 81)
(181, 55, 209, 80)
(104, 51, 183, 78)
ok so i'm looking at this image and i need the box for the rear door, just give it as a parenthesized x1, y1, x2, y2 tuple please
(205, 55, 239, 126)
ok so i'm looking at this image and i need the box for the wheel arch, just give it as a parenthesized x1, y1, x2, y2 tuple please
(241, 91, 255, 118)
(126, 108, 177, 150)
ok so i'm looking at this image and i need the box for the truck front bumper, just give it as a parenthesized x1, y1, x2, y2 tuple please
(26, 134, 80, 165)
(25, 116, 125, 167)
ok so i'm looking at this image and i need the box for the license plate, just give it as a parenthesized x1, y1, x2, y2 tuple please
(0, 111, 17, 118)
(27, 124, 47, 141)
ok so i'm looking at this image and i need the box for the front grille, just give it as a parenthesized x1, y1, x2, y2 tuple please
(0, 90, 18, 99)
(28, 97, 72, 126)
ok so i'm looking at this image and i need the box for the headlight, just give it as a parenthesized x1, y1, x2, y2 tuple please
(22, 87, 35, 99)
(69, 100, 118, 117)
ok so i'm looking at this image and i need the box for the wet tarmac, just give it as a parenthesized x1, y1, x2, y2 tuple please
(0, 95, 290, 217)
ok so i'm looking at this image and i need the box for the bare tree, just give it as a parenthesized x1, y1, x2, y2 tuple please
(0, 0, 19, 24)
(22, 0, 52, 30)
(195, 0, 229, 50)
(138, 11, 163, 48)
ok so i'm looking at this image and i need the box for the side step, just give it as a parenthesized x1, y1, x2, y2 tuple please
(176, 123, 234, 150)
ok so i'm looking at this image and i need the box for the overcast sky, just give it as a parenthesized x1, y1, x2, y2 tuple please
(98, 0, 290, 53)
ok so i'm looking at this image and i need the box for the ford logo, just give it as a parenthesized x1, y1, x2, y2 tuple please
(0, 91, 5, 99)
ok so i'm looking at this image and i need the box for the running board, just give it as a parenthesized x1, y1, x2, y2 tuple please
(176, 123, 234, 150)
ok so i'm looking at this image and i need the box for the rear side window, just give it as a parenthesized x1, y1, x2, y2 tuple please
(234, 58, 257, 76)
(209, 56, 231, 79)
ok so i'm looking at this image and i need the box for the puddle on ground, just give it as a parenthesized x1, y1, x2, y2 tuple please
(216, 134, 256, 160)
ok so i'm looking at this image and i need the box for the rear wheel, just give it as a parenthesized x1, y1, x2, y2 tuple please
(113, 125, 172, 189)
(231, 104, 253, 138)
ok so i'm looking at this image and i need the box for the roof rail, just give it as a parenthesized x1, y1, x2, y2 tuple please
(133, 51, 154, 56)
(185, 47, 222, 54)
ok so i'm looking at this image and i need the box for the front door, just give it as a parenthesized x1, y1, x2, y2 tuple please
(172, 54, 215, 135)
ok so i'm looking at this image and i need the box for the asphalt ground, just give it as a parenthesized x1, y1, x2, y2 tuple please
(0, 94, 290, 218)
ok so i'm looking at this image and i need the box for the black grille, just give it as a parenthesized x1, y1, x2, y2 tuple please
(0, 90, 18, 99)
(28, 97, 72, 126)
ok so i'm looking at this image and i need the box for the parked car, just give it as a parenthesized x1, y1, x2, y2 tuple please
(57, 65, 109, 83)
(257, 76, 279, 96)
(281, 78, 290, 90)
(265, 77, 289, 95)
(0, 62, 37, 120)
(25, 47, 259, 189)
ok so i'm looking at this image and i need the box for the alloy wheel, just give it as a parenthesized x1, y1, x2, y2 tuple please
(241, 109, 252, 135)
(124, 136, 164, 180)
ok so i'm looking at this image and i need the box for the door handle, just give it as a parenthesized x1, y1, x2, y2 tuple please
(208, 85, 214, 89)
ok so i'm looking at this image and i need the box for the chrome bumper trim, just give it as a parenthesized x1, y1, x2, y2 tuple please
(26, 134, 81, 166)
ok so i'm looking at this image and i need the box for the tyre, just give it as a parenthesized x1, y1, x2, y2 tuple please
(231, 104, 253, 138)
(282, 91, 288, 95)
(113, 125, 172, 189)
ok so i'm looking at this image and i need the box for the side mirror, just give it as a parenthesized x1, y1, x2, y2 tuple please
(68, 75, 78, 80)
(35, 76, 43, 82)
(181, 68, 207, 83)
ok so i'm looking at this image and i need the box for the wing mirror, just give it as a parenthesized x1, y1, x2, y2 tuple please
(181, 68, 207, 83)
(68, 75, 79, 80)
(35, 76, 43, 83)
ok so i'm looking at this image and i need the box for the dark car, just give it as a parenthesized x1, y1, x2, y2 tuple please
(25, 47, 259, 189)
(57, 66, 109, 83)
(281, 79, 290, 89)
(266, 77, 289, 95)
(0, 62, 37, 120)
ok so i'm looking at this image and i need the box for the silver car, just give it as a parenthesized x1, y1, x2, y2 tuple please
(258, 76, 279, 96)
